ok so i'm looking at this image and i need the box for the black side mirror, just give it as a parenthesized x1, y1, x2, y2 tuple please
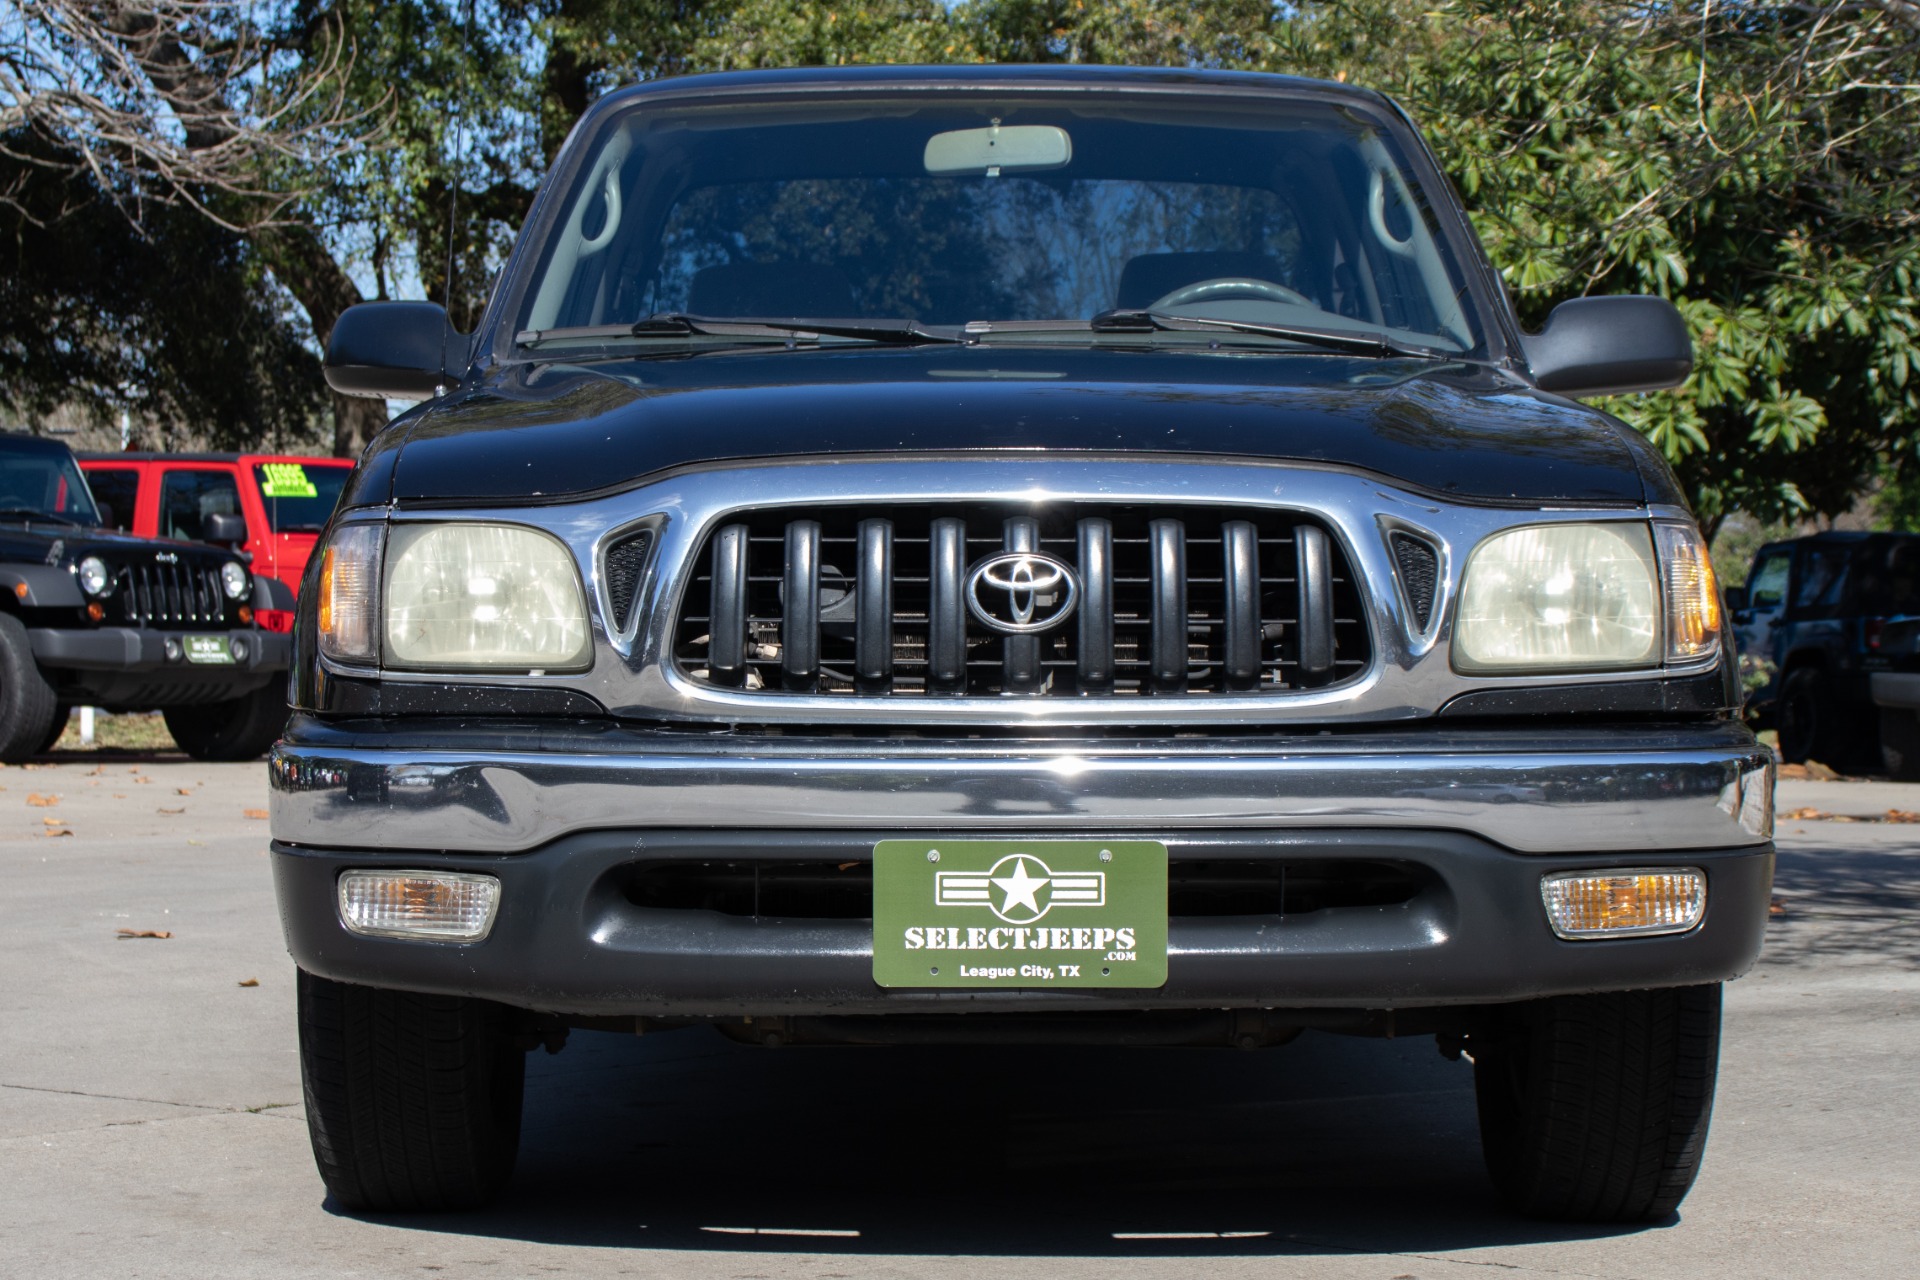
(203, 511, 248, 546)
(94, 501, 115, 530)
(1722, 585, 1747, 613)
(324, 301, 468, 400)
(1522, 296, 1692, 397)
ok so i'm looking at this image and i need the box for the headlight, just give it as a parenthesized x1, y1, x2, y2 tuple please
(77, 556, 109, 596)
(384, 523, 589, 671)
(220, 561, 250, 600)
(1656, 521, 1720, 662)
(317, 523, 383, 665)
(1455, 523, 1659, 673)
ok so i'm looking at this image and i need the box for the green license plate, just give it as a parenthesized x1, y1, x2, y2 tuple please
(183, 635, 234, 665)
(872, 839, 1168, 989)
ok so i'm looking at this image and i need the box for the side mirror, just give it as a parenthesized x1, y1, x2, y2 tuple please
(1522, 296, 1692, 397)
(94, 501, 115, 530)
(203, 511, 248, 546)
(1722, 585, 1747, 613)
(324, 301, 468, 400)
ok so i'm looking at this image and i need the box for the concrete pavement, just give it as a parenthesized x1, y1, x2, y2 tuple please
(2, 757, 1915, 1278)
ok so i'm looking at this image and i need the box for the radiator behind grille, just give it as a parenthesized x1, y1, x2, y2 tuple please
(674, 505, 1369, 698)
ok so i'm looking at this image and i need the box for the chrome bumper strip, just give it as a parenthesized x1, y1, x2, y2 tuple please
(269, 722, 1773, 856)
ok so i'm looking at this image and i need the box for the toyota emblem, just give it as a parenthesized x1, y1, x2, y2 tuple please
(966, 552, 1079, 634)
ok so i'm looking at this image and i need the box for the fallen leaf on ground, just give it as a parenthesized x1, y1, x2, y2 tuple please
(1780, 806, 1832, 820)
(26, 793, 57, 806)
(133, 777, 151, 784)
(174, 788, 192, 796)
(1884, 809, 1920, 823)
(1770, 896, 1788, 918)
(87, 765, 105, 776)
(116, 929, 171, 939)
(243, 808, 268, 820)
(111, 793, 125, 799)
(237, 978, 259, 988)
(157, 806, 185, 815)
(1776, 761, 1840, 781)
(42, 827, 71, 837)
(41, 816, 65, 826)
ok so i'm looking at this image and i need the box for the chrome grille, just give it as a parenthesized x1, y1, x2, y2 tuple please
(673, 505, 1369, 697)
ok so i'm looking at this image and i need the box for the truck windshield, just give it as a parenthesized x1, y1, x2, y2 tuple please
(519, 95, 1482, 354)
(0, 441, 102, 525)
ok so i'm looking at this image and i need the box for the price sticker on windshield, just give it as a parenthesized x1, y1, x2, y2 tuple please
(259, 463, 318, 499)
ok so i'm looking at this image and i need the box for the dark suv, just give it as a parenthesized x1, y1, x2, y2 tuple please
(270, 66, 1772, 1224)
(0, 433, 289, 760)
(1728, 530, 1920, 770)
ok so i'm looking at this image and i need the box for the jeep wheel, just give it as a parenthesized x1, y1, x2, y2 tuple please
(163, 684, 287, 761)
(0, 613, 59, 764)
(297, 969, 526, 1213)
(1473, 984, 1721, 1222)
(1774, 666, 1874, 769)
(37, 703, 71, 755)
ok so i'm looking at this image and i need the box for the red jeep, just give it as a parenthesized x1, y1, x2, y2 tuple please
(79, 453, 353, 629)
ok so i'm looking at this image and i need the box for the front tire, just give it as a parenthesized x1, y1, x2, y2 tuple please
(163, 683, 287, 760)
(297, 970, 526, 1213)
(1473, 984, 1721, 1222)
(1881, 707, 1920, 781)
(0, 613, 58, 764)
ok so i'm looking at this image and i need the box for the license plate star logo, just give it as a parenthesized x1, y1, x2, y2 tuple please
(934, 851, 1105, 923)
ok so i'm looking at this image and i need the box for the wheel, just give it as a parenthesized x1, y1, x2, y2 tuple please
(0, 613, 59, 764)
(37, 703, 71, 755)
(1776, 667, 1877, 771)
(162, 683, 287, 760)
(1881, 707, 1920, 781)
(1473, 984, 1721, 1222)
(297, 969, 526, 1213)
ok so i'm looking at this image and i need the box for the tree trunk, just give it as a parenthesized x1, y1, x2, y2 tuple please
(256, 224, 383, 456)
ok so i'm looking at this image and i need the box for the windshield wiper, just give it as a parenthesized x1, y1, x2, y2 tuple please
(518, 313, 964, 349)
(0, 507, 79, 526)
(1076, 309, 1449, 359)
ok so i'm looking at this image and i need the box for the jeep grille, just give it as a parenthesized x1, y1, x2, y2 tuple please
(673, 506, 1368, 697)
(107, 560, 228, 628)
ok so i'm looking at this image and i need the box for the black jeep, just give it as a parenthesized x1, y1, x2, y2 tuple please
(0, 433, 289, 761)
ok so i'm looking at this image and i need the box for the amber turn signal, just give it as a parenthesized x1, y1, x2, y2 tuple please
(1541, 869, 1706, 939)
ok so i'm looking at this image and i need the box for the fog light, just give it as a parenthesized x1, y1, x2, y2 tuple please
(338, 870, 500, 941)
(1542, 869, 1705, 939)
(229, 637, 248, 661)
(163, 638, 183, 661)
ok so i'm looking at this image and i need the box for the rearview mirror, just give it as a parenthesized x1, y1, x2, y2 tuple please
(924, 124, 1072, 175)
(1522, 296, 1692, 397)
(325, 301, 468, 400)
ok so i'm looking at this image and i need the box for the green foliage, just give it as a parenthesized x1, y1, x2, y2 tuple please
(0, 134, 328, 448)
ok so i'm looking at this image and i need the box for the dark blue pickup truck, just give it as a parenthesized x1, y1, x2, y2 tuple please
(1729, 530, 1920, 772)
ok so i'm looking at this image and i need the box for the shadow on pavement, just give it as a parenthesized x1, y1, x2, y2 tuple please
(1767, 835, 1920, 970)
(343, 1026, 1660, 1257)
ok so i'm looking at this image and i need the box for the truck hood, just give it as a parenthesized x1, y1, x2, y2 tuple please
(360, 347, 1673, 509)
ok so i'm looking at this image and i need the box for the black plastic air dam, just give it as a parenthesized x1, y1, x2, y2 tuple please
(272, 829, 1773, 1018)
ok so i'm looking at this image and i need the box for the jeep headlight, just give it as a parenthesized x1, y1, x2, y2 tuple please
(220, 561, 250, 600)
(1455, 523, 1659, 673)
(77, 556, 109, 596)
(383, 523, 590, 672)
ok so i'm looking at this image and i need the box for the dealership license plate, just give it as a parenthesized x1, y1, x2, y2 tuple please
(183, 635, 234, 665)
(872, 839, 1168, 989)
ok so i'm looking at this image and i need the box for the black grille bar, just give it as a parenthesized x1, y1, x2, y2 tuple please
(1003, 516, 1041, 693)
(1296, 524, 1334, 680)
(1076, 517, 1113, 690)
(928, 517, 966, 692)
(675, 505, 1369, 699)
(708, 524, 749, 681)
(855, 519, 893, 689)
(1148, 518, 1186, 693)
(782, 520, 820, 691)
(108, 559, 227, 629)
(1222, 520, 1261, 689)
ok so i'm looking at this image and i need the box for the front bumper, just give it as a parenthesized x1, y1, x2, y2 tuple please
(30, 626, 290, 674)
(269, 718, 1774, 1017)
